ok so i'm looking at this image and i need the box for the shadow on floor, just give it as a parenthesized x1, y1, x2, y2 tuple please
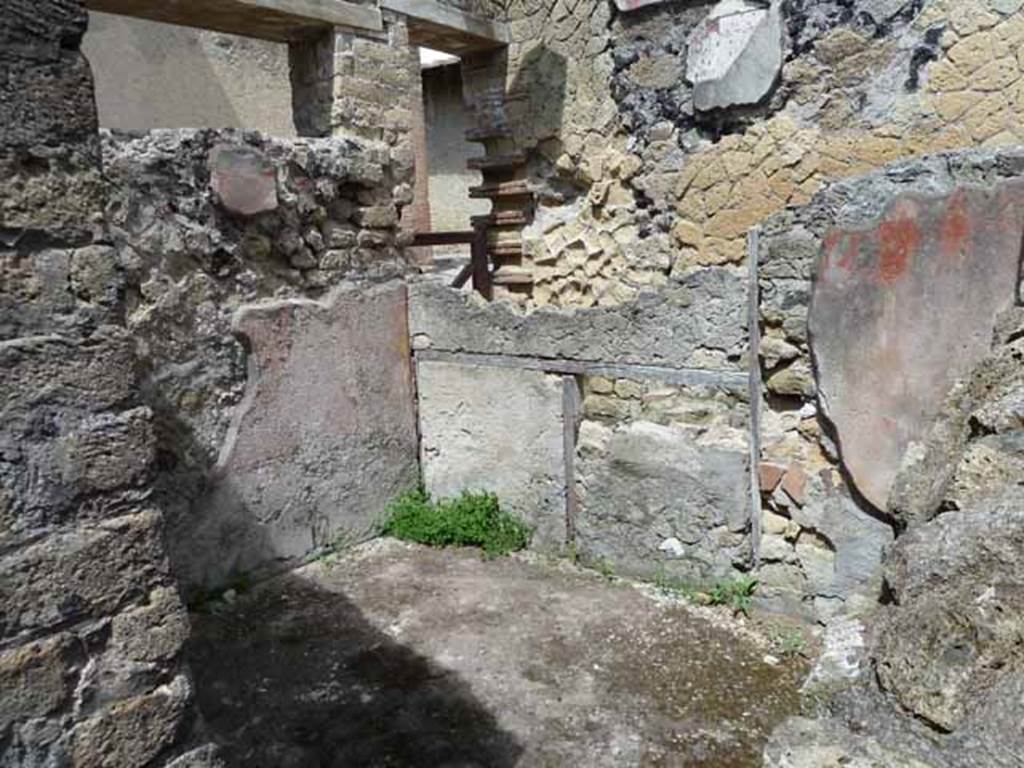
(186, 573, 523, 768)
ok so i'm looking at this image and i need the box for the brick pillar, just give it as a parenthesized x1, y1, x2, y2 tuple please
(289, 12, 419, 232)
(403, 63, 434, 268)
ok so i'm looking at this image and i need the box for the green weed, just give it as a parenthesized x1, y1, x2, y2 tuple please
(770, 628, 807, 658)
(594, 557, 616, 581)
(651, 570, 758, 616)
(652, 568, 699, 601)
(382, 489, 531, 557)
(707, 575, 758, 616)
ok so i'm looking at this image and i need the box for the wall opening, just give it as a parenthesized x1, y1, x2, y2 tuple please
(83, 11, 297, 136)
(409, 47, 490, 282)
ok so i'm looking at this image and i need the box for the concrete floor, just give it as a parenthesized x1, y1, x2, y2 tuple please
(188, 539, 807, 767)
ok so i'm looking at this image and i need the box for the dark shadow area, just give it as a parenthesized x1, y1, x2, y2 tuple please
(185, 573, 523, 768)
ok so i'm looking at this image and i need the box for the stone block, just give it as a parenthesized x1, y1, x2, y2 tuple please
(416, 360, 567, 551)
(810, 182, 1024, 510)
(209, 144, 278, 216)
(71, 674, 191, 768)
(875, 487, 1024, 732)
(0, 634, 78, 732)
(687, 0, 784, 112)
(178, 281, 419, 586)
(788, 481, 893, 599)
(0, 510, 172, 642)
(575, 420, 750, 581)
(408, 267, 748, 372)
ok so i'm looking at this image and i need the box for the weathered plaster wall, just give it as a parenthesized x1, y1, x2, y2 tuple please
(1, 2, 211, 763)
(101, 129, 416, 589)
(83, 11, 296, 136)
(754, 147, 1024, 618)
(764, 148, 1024, 768)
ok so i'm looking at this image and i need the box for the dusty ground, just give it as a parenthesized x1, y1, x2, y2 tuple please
(187, 540, 808, 767)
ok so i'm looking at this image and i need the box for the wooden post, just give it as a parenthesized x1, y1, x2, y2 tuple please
(471, 223, 492, 300)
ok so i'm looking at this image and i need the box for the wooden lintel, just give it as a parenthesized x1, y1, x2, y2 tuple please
(83, 0, 383, 42)
(380, 0, 508, 54)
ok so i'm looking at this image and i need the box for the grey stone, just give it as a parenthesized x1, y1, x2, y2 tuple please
(988, 0, 1024, 14)
(788, 480, 893, 599)
(763, 716, 941, 768)
(890, 322, 1024, 524)
(575, 420, 750, 581)
(874, 487, 1024, 732)
(687, 0, 784, 112)
(416, 360, 567, 551)
(0, 510, 173, 642)
(810, 182, 1024, 511)
(70, 674, 191, 768)
(177, 281, 419, 586)
(859, 0, 915, 22)
(408, 267, 747, 371)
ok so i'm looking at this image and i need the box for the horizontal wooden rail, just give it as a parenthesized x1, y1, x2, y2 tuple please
(412, 230, 491, 299)
(412, 231, 475, 247)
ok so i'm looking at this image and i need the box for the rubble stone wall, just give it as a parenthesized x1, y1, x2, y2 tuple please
(419, 0, 1024, 618)
(101, 128, 417, 590)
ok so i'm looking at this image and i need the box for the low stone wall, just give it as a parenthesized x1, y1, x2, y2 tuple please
(409, 278, 754, 581)
(101, 128, 418, 589)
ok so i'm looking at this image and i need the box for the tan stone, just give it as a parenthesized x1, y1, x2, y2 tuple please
(853, 135, 903, 165)
(767, 116, 798, 142)
(722, 151, 755, 178)
(671, 219, 703, 248)
(613, 379, 644, 399)
(973, 57, 1020, 90)
(703, 181, 733, 215)
(706, 208, 764, 241)
(948, 0, 1000, 36)
(699, 237, 744, 265)
(814, 27, 870, 65)
(997, 13, 1024, 46)
(948, 32, 1009, 73)
(924, 59, 969, 91)
(627, 54, 682, 89)
(692, 159, 727, 191)
(963, 91, 1011, 140)
(932, 90, 977, 121)
(676, 190, 705, 220)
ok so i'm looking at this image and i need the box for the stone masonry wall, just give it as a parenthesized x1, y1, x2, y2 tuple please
(417, 0, 1024, 620)
(101, 129, 417, 590)
(753, 146, 1024, 619)
(409, 278, 754, 583)
(493, 0, 1024, 309)
(0, 2, 211, 764)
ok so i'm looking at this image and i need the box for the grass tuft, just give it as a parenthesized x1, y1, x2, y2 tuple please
(652, 569, 758, 616)
(382, 489, 532, 557)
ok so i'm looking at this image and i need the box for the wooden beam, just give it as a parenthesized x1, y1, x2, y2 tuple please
(380, 0, 508, 54)
(412, 230, 475, 246)
(83, 0, 383, 42)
